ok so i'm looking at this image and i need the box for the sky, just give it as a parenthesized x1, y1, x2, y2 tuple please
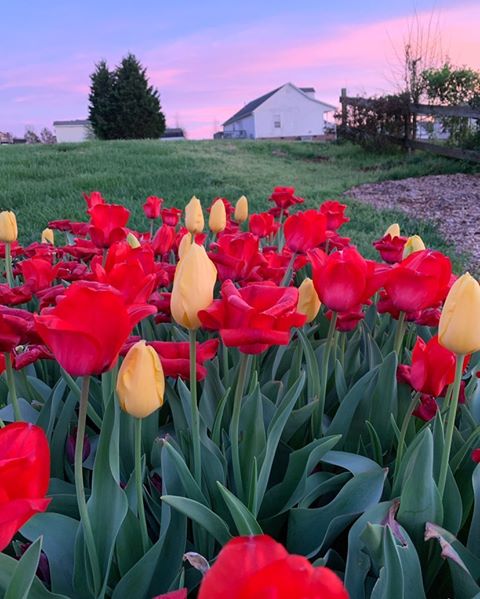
(1, 0, 480, 139)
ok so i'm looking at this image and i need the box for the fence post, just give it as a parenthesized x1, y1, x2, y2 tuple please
(339, 88, 347, 137)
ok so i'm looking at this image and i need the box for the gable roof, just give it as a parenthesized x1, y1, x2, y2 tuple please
(223, 84, 336, 126)
(223, 87, 281, 126)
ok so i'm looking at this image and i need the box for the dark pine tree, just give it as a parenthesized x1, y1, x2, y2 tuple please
(111, 54, 166, 139)
(88, 60, 116, 140)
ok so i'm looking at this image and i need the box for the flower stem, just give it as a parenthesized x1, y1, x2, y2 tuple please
(315, 312, 338, 436)
(394, 391, 421, 484)
(393, 311, 407, 357)
(438, 355, 464, 500)
(5, 242, 14, 287)
(280, 252, 296, 287)
(189, 329, 202, 485)
(75, 376, 101, 594)
(4, 352, 21, 421)
(134, 417, 149, 553)
(230, 353, 251, 500)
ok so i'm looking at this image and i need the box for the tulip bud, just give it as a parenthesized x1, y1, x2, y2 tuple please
(297, 278, 321, 323)
(384, 223, 400, 238)
(185, 196, 204, 234)
(0, 211, 18, 243)
(171, 243, 217, 329)
(41, 228, 54, 245)
(209, 199, 227, 233)
(234, 196, 248, 223)
(402, 235, 426, 259)
(126, 232, 141, 249)
(439, 273, 480, 355)
(117, 340, 165, 418)
(178, 233, 192, 259)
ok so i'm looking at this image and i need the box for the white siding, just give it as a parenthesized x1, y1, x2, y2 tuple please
(254, 84, 330, 138)
(223, 115, 255, 139)
(54, 124, 92, 143)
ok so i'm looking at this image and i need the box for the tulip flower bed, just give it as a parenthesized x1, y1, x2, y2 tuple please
(1, 187, 480, 599)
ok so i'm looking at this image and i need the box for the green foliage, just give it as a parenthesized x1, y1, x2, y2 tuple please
(421, 62, 480, 147)
(88, 54, 165, 140)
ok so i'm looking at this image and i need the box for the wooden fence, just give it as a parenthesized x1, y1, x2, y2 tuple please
(339, 88, 480, 163)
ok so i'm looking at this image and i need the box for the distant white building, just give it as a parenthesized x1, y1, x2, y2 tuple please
(221, 83, 336, 140)
(53, 120, 185, 143)
(54, 120, 93, 143)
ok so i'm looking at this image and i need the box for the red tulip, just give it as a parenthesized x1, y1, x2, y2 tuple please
(249, 213, 279, 238)
(384, 250, 451, 313)
(319, 200, 350, 231)
(83, 191, 105, 210)
(62, 239, 101, 261)
(0, 422, 51, 551)
(209, 233, 266, 284)
(48, 219, 73, 232)
(309, 247, 382, 312)
(373, 234, 407, 264)
(397, 335, 468, 398)
(152, 225, 176, 256)
(161, 207, 183, 227)
(199, 280, 306, 354)
(153, 591, 187, 599)
(0, 284, 33, 306)
(122, 338, 219, 380)
(472, 449, 480, 463)
(284, 210, 327, 253)
(88, 203, 131, 248)
(198, 535, 348, 599)
(326, 306, 365, 332)
(14, 344, 53, 370)
(35, 282, 155, 376)
(20, 258, 59, 293)
(324, 230, 351, 252)
(0, 308, 33, 352)
(268, 186, 304, 210)
(412, 394, 439, 422)
(143, 196, 163, 219)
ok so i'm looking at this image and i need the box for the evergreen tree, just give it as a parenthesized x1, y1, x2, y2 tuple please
(88, 54, 166, 140)
(88, 60, 116, 140)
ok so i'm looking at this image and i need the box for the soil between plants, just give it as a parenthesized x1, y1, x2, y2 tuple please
(346, 173, 480, 270)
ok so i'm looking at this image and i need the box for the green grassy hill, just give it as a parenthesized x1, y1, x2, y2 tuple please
(0, 139, 476, 264)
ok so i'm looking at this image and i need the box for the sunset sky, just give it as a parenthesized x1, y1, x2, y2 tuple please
(1, 0, 479, 139)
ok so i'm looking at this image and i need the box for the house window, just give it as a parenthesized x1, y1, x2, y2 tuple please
(273, 114, 281, 128)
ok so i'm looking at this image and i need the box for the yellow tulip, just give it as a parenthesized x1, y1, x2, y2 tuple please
(439, 273, 480, 355)
(384, 223, 400, 238)
(171, 243, 217, 329)
(41, 228, 54, 245)
(126, 232, 141, 249)
(209, 199, 227, 233)
(185, 196, 204, 234)
(178, 232, 192, 259)
(0, 211, 18, 243)
(402, 235, 425, 259)
(117, 340, 165, 418)
(297, 278, 321, 323)
(234, 195, 248, 223)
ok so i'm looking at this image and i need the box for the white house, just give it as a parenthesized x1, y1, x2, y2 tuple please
(53, 120, 93, 143)
(221, 83, 336, 140)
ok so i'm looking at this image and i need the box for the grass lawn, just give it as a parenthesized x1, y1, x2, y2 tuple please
(0, 139, 477, 266)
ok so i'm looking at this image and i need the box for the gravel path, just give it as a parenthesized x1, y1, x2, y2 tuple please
(346, 173, 480, 269)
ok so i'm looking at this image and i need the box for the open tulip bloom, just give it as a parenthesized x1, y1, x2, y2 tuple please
(2, 187, 480, 599)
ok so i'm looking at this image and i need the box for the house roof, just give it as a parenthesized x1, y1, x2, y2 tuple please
(223, 84, 336, 126)
(223, 87, 282, 126)
(53, 119, 90, 126)
(162, 128, 185, 138)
